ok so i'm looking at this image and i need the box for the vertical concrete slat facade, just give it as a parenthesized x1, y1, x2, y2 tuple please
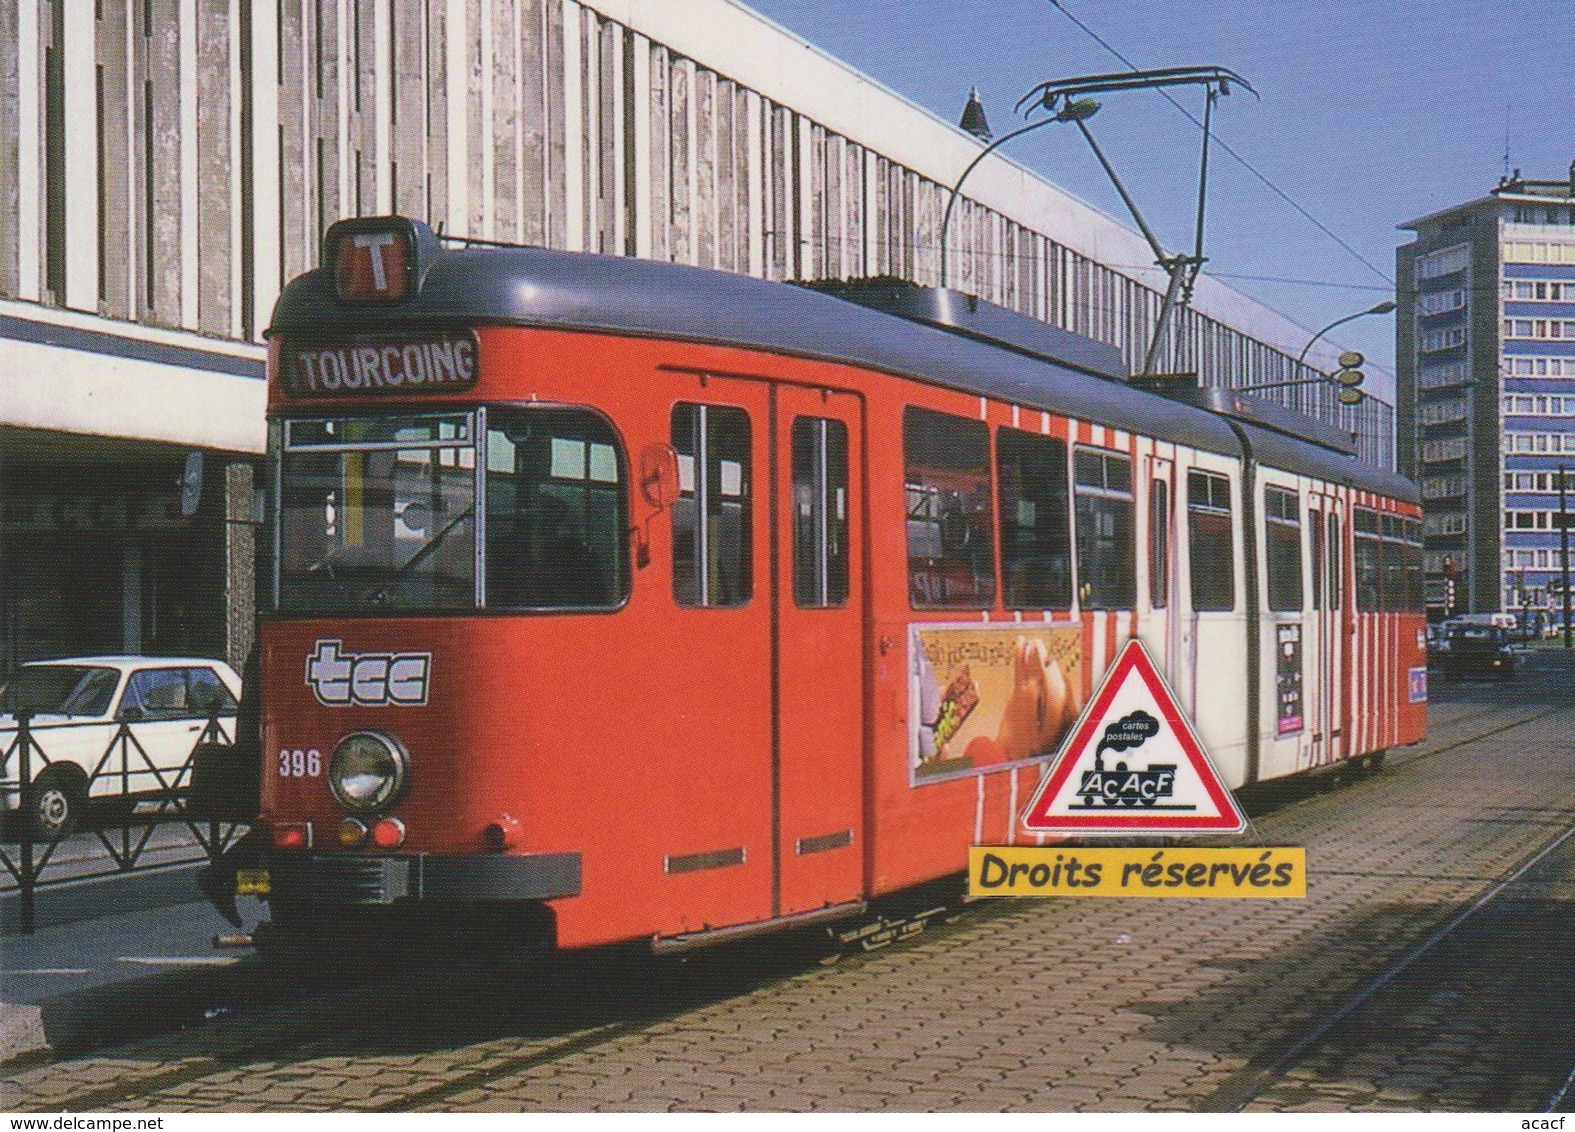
(12, 0, 43, 302)
(195, 0, 232, 336)
(2, 0, 1404, 667)
(177, 0, 197, 328)
(97, 0, 133, 320)
(62, 0, 98, 312)
(0, 0, 1411, 673)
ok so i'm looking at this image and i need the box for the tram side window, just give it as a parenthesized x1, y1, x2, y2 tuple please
(672, 404, 752, 607)
(1310, 507, 1324, 611)
(792, 417, 849, 608)
(1402, 518, 1425, 613)
(1265, 486, 1304, 613)
(1187, 469, 1235, 612)
(1151, 478, 1170, 610)
(1074, 448, 1135, 610)
(484, 408, 628, 609)
(904, 407, 995, 609)
(1327, 512, 1343, 610)
(1354, 508, 1381, 612)
(1378, 514, 1405, 611)
(996, 428, 1071, 609)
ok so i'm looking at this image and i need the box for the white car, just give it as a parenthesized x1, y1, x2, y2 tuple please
(0, 656, 242, 840)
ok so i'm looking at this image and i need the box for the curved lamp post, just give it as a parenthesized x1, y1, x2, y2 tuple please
(1237, 299, 1396, 408)
(938, 98, 1099, 289)
(1295, 300, 1397, 366)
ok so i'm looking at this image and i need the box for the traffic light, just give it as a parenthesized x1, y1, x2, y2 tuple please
(1332, 350, 1366, 405)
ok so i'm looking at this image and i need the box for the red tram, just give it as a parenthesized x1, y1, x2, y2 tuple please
(226, 216, 1425, 952)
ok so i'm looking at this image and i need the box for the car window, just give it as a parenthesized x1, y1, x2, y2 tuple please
(188, 668, 239, 715)
(1, 665, 119, 717)
(123, 669, 192, 720)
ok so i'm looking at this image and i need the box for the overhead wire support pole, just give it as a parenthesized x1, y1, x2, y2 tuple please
(1070, 115, 1191, 376)
(1187, 86, 1217, 308)
(1033, 66, 1253, 376)
(1013, 66, 1254, 376)
(939, 65, 1252, 301)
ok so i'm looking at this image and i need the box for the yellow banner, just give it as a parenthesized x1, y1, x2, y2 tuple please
(969, 846, 1306, 898)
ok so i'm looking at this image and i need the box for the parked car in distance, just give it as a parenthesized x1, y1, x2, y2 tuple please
(1436, 623, 1523, 681)
(0, 656, 241, 840)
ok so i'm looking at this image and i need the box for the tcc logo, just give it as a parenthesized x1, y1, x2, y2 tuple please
(306, 640, 431, 706)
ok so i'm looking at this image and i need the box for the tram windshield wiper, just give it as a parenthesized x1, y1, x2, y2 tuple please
(363, 506, 475, 606)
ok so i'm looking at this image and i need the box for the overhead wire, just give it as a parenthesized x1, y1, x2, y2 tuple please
(1044, 0, 1397, 288)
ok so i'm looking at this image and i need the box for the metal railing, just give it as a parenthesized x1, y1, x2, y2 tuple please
(1, 710, 245, 932)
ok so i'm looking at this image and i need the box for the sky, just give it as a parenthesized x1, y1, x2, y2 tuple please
(743, 0, 1575, 400)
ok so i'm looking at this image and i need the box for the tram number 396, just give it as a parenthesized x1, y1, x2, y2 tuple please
(278, 748, 323, 778)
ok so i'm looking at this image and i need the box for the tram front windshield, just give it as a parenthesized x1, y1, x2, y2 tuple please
(275, 409, 627, 613)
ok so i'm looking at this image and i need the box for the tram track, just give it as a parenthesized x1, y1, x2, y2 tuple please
(1205, 817, 1575, 1111)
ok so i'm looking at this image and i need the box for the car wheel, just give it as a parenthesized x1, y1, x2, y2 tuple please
(26, 768, 85, 841)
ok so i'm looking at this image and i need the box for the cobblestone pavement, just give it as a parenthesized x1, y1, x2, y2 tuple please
(5, 658, 1574, 1113)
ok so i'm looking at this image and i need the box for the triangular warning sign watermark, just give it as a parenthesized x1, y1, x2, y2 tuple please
(1021, 638, 1247, 834)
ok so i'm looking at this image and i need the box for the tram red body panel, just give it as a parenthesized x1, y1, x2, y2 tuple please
(250, 218, 1427, 953)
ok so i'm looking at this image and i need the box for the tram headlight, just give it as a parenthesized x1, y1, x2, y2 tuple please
(328, 731, 410, 813)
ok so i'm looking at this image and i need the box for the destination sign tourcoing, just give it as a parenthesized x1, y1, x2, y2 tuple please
(280, 332, 479, 396)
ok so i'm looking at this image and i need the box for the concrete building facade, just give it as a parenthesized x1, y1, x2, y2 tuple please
(1396, 167, 1575, 620)
(1, 0, 1394, 670)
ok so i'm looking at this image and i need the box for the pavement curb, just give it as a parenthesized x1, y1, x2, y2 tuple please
(0, 1001, 48, 1064)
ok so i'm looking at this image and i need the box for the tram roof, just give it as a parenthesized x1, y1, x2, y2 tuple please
(269, 219, 1415, 503)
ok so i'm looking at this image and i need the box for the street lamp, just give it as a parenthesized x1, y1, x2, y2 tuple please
(938, 97, 1100, 289)
(1236, 299, 1397, 404)
(1296, 300, 1397, 366)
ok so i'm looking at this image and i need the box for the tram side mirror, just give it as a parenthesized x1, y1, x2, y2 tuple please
(639, 443, 682, 510)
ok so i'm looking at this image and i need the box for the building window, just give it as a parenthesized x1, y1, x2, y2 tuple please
(1503, 240, 1575, 265)
(1421, 511, 1467, 536)
(1423, 474, 1468, 499)
(1421, 327, 1467, 352)
(1506, 357, 1575, 378)
(1419, 288, 1467, 315)
(1504, 433, 1575, 454)
(1422, 438, 1468, 463)
(1503, 394, 1575, 417)
(1418, 399, 1468, 425)
(1416, 244, 1471, 280)
(1503, 279, 1573, 301)
(1503, 318, 1575, 340)
(1420, 360, 1470, 389)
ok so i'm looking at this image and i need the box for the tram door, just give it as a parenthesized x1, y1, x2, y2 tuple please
(773, 384, 866, 917)
(1146, 456, 1179, 672)
(1310, 493, 1344, 762)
